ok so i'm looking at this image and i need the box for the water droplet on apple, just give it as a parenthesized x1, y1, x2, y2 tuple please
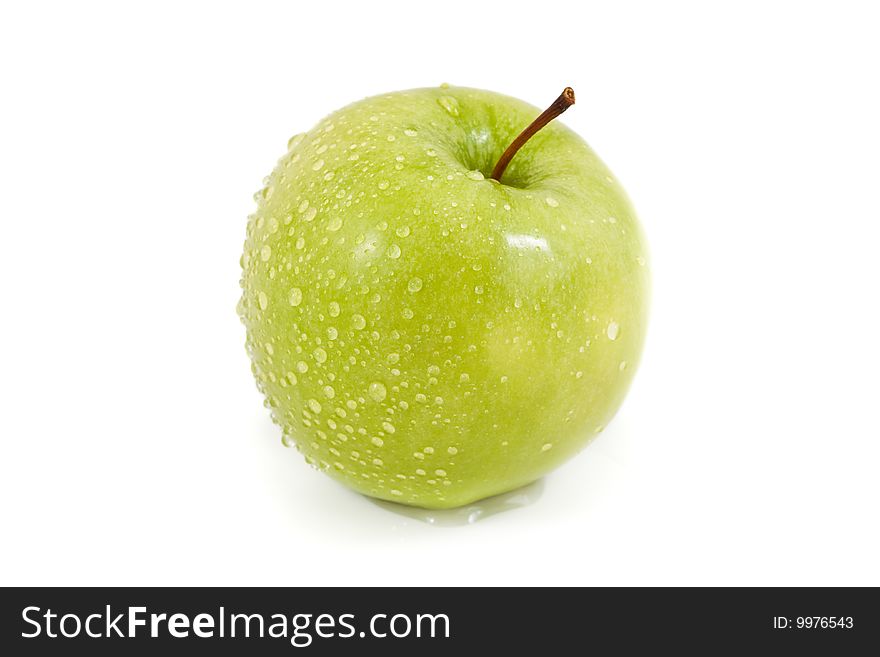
(328, 301, 341, 317)
(297, 361, 309, 373)
(327, 327, 338, 340)
(447, 446, 459, 455)
(289, 287, 303, 306)
(368, 382, 387, 402)
(327, 216, 343, 232)
(314, 347, 327, 363)
(390, 489, 403, 496)
(606, 321, 620, 341)
(257, 291, 268, 310)
(312, 159, 325, 171)
(396, 225, 411, 238)
(382, 421, 396, 434)
(466, 170, 484, 181)
(287, 133, 305, 150)
(435, 469, 447, 477)
(303, 206, 317, 222)
(352, 314, 366, 330)
(542, 443, 553, 452)
(619, 361, 628, 371)
(323, 385, 335, 399)
(307, 399, 322, 414)
(437, 95, 460, 116)
(386, 244, 401, 259)
(403, 128, 418, 137)
(407, 277, 423, 292)
(371, 436, 384, 447)
(545, 197, 559, 207)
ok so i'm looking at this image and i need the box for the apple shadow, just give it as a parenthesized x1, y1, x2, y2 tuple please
(366, 478, 545, 527)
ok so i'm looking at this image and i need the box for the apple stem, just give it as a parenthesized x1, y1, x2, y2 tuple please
(490, 87, 576, 183)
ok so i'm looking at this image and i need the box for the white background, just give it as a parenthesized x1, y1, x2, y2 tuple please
(2, 1, 878, 586)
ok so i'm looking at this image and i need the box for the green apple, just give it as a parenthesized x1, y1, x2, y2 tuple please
(238, 85, 649, 509)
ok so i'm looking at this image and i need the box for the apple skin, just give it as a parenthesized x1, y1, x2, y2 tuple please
(238, 86, 649, 509)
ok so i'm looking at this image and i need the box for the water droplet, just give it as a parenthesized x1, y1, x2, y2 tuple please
(371, 436, 384, 447)
(259, 245, 272, 261)
(352, 314, 366, 330)
(377, 180, 390, 190)
(447, 446, 458, 455)
(328, 301, 341, 317)
(289, 287, 303, 306)
(303, 206, 317, 222)
(474, 285, 484, 295)
(296, 361, 309, 373)
(619, 361, 628, 371)
(307, 399, 322, 414)
(368, 382, 387, 402)
(402, 308, 414, 319)
(437, 95, 460, 116)
(387, 244, 401, 259)
(312, 159, 325, 171)
(387, 353, 400, 364)
(257, 291, 268, 310)
(404, 128, 418, 137)
(286, 372, 297, 386)
(407, 277, 423, 293)
(466, 170, 484, 181)
(608, 216, 617, 224)
(427, 365, 440, 376)
(576, 371, 584, 379)
(323, 385, 336, 399)
(327, 327, 338, 340)
(545, 197, 559, 207)
(382, 421, 396, 434)
(435, 469, 447, 477)
(396, 225, 411, 238)
(606, 321, 620, 341)
(390, 489, 403, 496)
(327, 216, 343, 232)
(287, 133, 305, 150)
(542, 443, 553, 452)
(314, 347, 327, 363)
(298, 199, 310, 213)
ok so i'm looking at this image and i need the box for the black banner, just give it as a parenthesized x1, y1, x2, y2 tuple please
(1, 587, 877, 654)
